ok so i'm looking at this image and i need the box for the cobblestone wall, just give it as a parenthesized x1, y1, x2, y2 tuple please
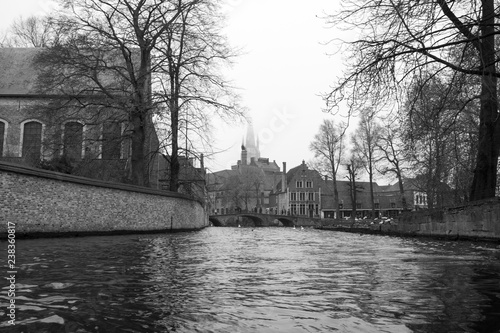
(0, 161, 208, 237)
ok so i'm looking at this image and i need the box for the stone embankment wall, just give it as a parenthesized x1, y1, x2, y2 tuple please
(391, 199, 500, 241)
(320, 200, 500, 242)
(0, 161, 208, 237)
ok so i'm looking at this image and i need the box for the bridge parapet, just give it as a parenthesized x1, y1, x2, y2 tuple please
(209, 213, 322, 228)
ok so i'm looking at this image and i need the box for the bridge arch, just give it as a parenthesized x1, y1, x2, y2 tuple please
(274, 217, 295, 227)
(239, 214, 265, 227)
(209, 216, 223, 227)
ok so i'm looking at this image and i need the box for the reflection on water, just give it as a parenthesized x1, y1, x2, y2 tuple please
(1, 228, 500, 332)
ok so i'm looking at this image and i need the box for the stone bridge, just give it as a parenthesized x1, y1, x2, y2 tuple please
(209, 213, 322, 228)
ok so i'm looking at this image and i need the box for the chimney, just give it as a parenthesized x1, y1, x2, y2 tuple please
(241, 148, 247, 166)
(281, 162, 287, 192)
(200, 154, 205, 176)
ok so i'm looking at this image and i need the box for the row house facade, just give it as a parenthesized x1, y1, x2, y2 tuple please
(208, 156, 430, 219)
(270, 161, 428, 219)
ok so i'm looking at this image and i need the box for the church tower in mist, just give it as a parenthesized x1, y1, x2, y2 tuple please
(243, 121, 260, 164)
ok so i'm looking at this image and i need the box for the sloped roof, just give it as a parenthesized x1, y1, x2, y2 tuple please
(249, 157, 280, 172)
(207, 169, 236, 184)
(0, 48, 40, 95)
(0, 47, 139, 97)
(380, 178, 428, 192)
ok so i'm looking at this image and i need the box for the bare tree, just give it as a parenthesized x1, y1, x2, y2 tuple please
(404, 73, 465, 208)
(377, 115, 410, 210)
(224, 167, 263, 212)
(345, 155, 364, 220)
(352, 110, 381, 218)
(33, 0, 190, 186)
(324, 0, 500, 201)
(0, 16, 66, 47)
(29, 0, 241, 189)
(154, 0, 243, 191)
(310, 119, 347, 219)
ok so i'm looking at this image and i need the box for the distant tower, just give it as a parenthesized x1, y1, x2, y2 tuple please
(241, 143, 247, 166)
(245, 121, 260, 164)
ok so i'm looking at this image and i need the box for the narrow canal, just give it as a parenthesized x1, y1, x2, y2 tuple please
(2, 227, 500, 332)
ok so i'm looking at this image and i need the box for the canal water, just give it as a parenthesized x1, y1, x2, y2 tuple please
(1, 227, 500, 333)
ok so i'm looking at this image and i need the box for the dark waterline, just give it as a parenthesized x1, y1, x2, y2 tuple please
(1, 227, 500, 332)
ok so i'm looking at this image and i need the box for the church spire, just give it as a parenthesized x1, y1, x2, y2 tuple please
(245, 120, 260, 163)
(246, 121, 257, 148)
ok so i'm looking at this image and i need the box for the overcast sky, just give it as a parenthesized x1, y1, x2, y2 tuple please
(1, 0, 346, 174)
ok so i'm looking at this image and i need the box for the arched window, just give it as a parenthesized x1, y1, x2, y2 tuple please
(0, 120, 6, 157)
(102, 122, 121, 159)
(22, 121, 43, 163)
(63, 122, 83, 160)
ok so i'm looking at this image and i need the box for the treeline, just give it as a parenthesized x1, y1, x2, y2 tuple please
(316, 1, 500, 207)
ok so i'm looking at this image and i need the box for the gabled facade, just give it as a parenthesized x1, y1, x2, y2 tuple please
(271, 160, 323, 217)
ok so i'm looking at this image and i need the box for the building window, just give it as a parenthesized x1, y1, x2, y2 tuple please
(391, 202, 396, 208)
(299, 204, 306, 215)
(64, 122, 83, 160)
(356, 203, 361, 209)
(339, 203, 343, 209)
(22, 121, 42, 163)
(299, 192, 305, 201)
(291, 203, 297, 215)
(374, 203, 380, 209)
(306, 181, 313, 188)
(296, 181, 303, 188)
(290, 192, 297, 201)
(308, 192, 315, 201)
(0, 121, 5, 157)
(102, 122, 121, 159)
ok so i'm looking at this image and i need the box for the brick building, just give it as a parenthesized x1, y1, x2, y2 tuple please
(0, 48, 163, 186)
(320, 180, 428, 219)
(271, 160, 324, 217)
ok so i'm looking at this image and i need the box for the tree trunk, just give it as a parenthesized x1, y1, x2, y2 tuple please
(351, 177, 357, 220)
(368, 164, 375, 218)
(470, 0, 499, 201)
(130, 114, 147, 186)
(169, 99, 180, 192)
(397, 173, 407, 211)
(332, 174, 340, 220)
(347, 164, 357, 220)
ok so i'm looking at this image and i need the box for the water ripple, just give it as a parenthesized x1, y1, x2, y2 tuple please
(2, 228, 500, 332)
